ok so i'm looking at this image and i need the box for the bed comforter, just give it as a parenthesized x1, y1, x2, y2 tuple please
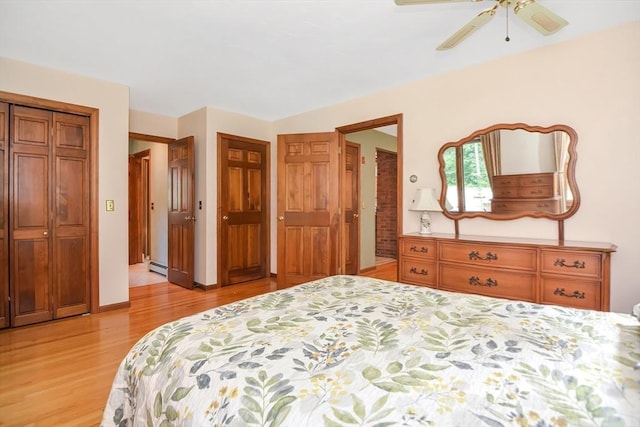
(102, 275, 640, 426)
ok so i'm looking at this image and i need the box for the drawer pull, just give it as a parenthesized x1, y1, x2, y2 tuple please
(554, 288, 585, 299)
(553, 259, 586, 269)
(469, 276, 498, 287)
(410, 267, 429, 276)
(469, 251, 498, 261)
(410, 245, 429, 254)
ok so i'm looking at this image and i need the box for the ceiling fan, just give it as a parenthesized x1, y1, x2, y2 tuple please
(395, 0, 569, 50)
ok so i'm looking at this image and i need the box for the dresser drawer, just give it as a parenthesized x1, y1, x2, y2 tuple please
(541, 278, 601, 310)
(400, 238, 436, 259)
(491, 199, 560, 214)
(440, 264, 536, 302)
(519, 174, 555, 187)
(541, 250, 602, 279)
(517, 185, 554, 198)
(399, 257, 436, 287)
(493, 176, 518, 187)
(439, 242, 536, 271)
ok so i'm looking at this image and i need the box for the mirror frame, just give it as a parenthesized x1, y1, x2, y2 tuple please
(437, 123, 580, 222)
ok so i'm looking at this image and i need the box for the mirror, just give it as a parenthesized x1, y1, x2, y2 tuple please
(437, 123, 580, 221)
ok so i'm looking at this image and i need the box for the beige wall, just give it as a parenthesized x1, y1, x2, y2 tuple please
(272, 21, 640, 313)
(130, 110, 177, 139)
(0, 56, 130, 307)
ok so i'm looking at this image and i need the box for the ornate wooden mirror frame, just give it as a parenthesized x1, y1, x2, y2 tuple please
(437, 123, 580, 240)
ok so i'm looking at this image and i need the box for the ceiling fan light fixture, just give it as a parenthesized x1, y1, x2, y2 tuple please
(395, 0, 568, 49)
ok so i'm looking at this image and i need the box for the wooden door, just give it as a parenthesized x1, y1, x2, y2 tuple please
(218, 134, 269, 286)
(344, 141, 360, 275)
(167, 136, 195, 289)
(277, 132, 339, 288)
(128, 155, 142, 265)
(128, 149, 151, 265)
(52, 111, 90, 319)
(0, 103, 8, 328)
(10, 106, 54, 326)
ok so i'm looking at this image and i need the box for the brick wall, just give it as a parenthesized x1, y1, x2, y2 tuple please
(375, 149, 397, 258)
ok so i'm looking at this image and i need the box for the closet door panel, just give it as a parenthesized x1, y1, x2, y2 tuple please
(10, 106, 53, 326)
(0, 102, 8, 328)
(12, 238, 51, 326)
(52, 112, 89, 318)
(54, 236, 87, 317)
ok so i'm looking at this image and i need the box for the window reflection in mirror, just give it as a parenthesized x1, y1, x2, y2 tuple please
(443, 141, 493, 212)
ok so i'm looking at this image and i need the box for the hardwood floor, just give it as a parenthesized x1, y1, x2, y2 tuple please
(0, 264, 397, 426)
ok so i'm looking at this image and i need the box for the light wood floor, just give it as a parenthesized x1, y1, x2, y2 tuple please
(0, 264, 397, 426)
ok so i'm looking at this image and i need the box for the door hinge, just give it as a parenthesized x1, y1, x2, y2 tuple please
(338, 146, 342, 155)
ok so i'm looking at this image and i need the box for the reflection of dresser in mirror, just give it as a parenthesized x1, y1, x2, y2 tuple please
(491, 172, 561, 214)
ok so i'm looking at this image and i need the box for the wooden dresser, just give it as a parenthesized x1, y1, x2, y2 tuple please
(399, 233, 616, 311)
(491, 172, 560, 214)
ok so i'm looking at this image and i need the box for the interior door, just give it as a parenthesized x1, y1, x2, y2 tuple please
(344, 141, 360, 275)
(128, 154, 142, 265)
(52, 111, 90, 319)
(167, 136, 195, 289)
(277, 132, 339, 288)
(0, 102, 8, 328)
(10, 106, 53, 326)
(218, 134, 269, 286)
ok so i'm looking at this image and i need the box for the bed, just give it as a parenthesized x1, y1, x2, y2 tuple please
(102, 275, 640, 426)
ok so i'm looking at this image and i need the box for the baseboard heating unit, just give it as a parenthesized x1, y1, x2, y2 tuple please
(149, 261, 167, 276)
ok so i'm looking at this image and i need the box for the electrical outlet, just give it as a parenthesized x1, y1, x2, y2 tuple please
(106, 200, 115, 211)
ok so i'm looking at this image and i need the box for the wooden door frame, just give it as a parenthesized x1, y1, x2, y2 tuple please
(216, 133, 270, 287)
(336, 114, 403, 274)
(0, 91, 100, 314)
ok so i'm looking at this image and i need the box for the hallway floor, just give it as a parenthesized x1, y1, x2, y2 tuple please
(128, 263, 167, 287)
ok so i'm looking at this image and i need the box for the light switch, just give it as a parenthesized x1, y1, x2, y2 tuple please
(106, 200, 115, 211)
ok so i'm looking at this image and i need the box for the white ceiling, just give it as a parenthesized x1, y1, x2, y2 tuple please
(1, 0, 639, 121)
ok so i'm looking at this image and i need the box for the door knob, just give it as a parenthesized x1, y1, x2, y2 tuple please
(185, 216, 196, 221)
(222, 215, 229, 221)
(278, 216, 284, 221)
(43, 231, 48, 236)
(353, 213, 359, 218)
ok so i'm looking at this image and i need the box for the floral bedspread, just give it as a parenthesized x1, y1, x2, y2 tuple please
(102, 275, 640, 426)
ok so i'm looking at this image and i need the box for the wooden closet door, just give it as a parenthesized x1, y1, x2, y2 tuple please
(52, 112, 90, 318)
(218, 134, 268, 286)
(10, 106, 53, 326)
(0, 103, 8, 328)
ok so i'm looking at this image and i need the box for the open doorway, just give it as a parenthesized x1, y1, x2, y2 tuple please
(337, 115, 401, 275)
(128, 133, 172, 287)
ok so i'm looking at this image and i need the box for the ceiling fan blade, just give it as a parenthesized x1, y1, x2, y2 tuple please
(395, 0, 481, 5)
(436, 4, 498, 50)
(513, 0, 568, 36)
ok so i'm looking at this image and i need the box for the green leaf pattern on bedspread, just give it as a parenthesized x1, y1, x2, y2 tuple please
(103, 275, 640, 426)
